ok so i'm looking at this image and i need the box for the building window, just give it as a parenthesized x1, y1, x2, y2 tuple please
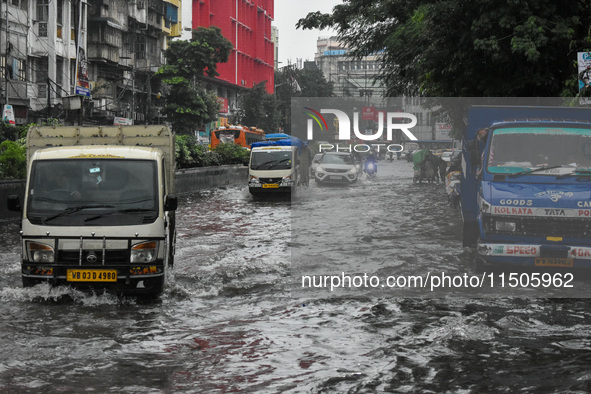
(17, 59, 26, 82)
(56, 56, 64, 91)
(56, 0, 63, 39)
(38, 83, 47, 99)
(36, 0, 49, 37)
(10, 0, 28, 8)
(36, 56, 48, 84)
(2, 56, 26, 82)
(71, 1, 76, 40)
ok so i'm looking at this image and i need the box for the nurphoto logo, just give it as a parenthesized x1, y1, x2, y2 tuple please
(304, 107, 419, 153)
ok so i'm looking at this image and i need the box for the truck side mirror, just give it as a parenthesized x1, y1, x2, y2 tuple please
(7, 195, 22, 212)
(164, 195, 178, 211)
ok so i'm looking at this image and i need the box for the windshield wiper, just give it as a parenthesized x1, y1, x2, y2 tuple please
(556, 169, 591, 179)
(268, 158, 291, 169)
(43, 205, 115, 223)
(251, 160, 277, 170)
(84, 208, 155, 222)
(507, 165, 563, 178)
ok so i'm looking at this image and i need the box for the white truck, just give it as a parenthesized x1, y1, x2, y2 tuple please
(248, 137, 306, 196)
(7, 125, 177, 297)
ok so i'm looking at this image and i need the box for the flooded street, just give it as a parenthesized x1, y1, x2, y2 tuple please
(1, 160, 591, 392)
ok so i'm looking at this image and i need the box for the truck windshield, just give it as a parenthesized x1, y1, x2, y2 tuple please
(27, 159, 158, 226)
(486, 127, 591, 175)
(250, 150, 293, 170)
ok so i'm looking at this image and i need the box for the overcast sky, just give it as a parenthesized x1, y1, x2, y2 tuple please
(181, 0, 343, 67)
(273, 0, 343, 66)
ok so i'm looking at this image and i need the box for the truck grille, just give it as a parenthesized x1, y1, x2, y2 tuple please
(484, 215, 591, 238)
(59, 250, 129, 265)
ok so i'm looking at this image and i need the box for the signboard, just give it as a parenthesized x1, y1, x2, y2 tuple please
(362, 106, 376, 120)
(217, 97, 229, 114)
(114, 117, 132, 126)
(2, 104, 15, 125)
(74, 1, 90, 97)
(435, 123, 452, 140)
(578, 52, 591, 105)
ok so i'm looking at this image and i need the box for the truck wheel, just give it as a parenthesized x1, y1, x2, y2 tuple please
(474, 254, 491, 273)
(22, 277, 39, 287)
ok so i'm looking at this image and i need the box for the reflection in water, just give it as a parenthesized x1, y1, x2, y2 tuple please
(0, 163, 589, 392)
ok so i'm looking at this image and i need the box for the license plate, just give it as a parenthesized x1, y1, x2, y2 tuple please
(67, 269, 117, 282)
(329, 176, 342, 180)
(535, 258, 573, 267)
(262, 184, 279, 188)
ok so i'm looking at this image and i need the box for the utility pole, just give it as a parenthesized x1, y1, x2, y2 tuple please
(131, 65, 135, 124)
(4, 4, 9, 108)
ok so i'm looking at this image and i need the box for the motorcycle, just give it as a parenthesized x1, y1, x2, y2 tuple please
(364, 160, 377, 178)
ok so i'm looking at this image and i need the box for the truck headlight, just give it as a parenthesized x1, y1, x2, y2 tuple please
(249, 175, 260, 184)
(282, 175, 294, 185)
(27, 242, 55, 263)
(131, 241, 158, 263)
(495, 221, 516, 232)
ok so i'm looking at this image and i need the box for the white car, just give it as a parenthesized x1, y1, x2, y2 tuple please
(315, 152, 358, 185)
(310, 153, 323, 178)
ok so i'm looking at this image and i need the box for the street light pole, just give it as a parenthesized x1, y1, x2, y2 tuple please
(4, 5, 9, 108)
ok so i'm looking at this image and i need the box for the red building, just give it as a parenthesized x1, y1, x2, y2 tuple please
(192, 0, 275, 94)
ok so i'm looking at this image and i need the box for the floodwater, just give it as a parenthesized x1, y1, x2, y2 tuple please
(1, 160, 590, 393)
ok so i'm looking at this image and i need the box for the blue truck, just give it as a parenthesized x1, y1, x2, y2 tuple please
(460, 105, 591, 268)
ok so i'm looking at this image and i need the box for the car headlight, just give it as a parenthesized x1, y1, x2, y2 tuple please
(27, 242, 55, 263)
(495, 221, 516, 232)
(131, 241, 158, 263)
(249, 175, 260, 184)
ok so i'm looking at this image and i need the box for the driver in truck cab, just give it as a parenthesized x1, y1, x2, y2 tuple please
(45, 167, 81, 200)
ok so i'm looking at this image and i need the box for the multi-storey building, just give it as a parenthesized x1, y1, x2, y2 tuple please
(1, 0, 181, 126)
(189, 0, 274, 127)
(88, 0, 181, 125)
(315, 36, 385, 99)
(2, 0, 31, 124)
(315, 37, 441, 144)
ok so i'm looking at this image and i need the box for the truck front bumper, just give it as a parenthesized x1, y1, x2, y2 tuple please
(249, 182, 293, 194)
(477, 242, 591, 268)
(21, 261, 166, 296)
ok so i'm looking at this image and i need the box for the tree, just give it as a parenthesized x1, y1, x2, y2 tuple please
(156, 27, 233, 134)
(275, 65, 334, 132)
(0, 140, 26, 180)
(236, 82, 282, 132)
(297, 0, 591, 98)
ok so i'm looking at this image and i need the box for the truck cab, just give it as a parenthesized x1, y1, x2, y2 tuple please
(8, 125, 177, 297)
(461, 106, 591, 268)
(248, 137, 306, 196)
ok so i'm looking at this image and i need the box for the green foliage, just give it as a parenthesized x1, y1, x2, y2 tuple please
(0, 140, 26, 180)
(0, 119, 63, 180)
(0, 122, 28, 141)
(236, 82, 282, 132)
(175, 134, 221, 168)
(297, 0, 591, 98)
(274, 66, 334, 133)
(157, 26, 233, 134)
(213, 143, 250, 166)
